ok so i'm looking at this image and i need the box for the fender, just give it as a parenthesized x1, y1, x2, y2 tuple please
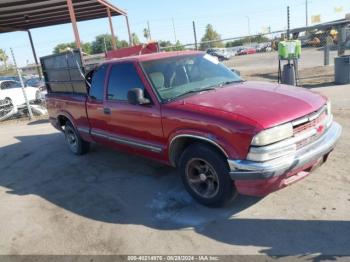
(56, 110, 77, 130)
(167, 129, 241, 166)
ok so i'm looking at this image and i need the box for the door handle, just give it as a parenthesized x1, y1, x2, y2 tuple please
(103, 107, 111, 115)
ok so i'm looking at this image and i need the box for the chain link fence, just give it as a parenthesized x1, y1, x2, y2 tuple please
(160, 25, 350, 88)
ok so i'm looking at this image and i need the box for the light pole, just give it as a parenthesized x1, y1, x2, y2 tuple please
(172, 17, 177, 43)
(246, 16, 251, 45)
(305, 0, 309, 27)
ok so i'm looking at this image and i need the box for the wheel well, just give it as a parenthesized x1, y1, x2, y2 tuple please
(57, 115, 70, 128)
(169, 136, 228, 167)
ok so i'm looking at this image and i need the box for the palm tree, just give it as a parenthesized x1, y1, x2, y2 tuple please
(0, 49, 8, 69)
(143, 28, 150, 41)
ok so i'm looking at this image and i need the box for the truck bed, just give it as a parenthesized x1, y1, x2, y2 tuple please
(46, 93, 90, 135)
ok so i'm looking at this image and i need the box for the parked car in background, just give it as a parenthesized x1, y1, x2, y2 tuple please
(45, 50, 341, 207)
(26, 77, 47, 101)
(206, 48, 230, 61)
(0, 76, 20, 82)
(0, 80, 47, 121)
(25, 77, 44, 88)
(256, 43, 272, 53)
(236, 47, 257, 56)
(225, 47, 241, 57)
(0, 80, 39, 107)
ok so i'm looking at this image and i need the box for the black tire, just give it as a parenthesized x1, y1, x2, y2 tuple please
(64, 121, 90, 155)
(179, 143, 237, 207)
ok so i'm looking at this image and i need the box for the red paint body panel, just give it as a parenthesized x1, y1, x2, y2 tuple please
(235, 157, 324, 196)
(46, 51, 329, 198)
(161, 101, 258, 159)
(46, 94, 89, 130)
(106, 42, 160, 59)
(175, 81, 326, 129)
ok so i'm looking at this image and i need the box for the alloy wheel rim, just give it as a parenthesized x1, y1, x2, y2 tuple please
(66, 128, 78, 152)
(185, 158, 220, 199)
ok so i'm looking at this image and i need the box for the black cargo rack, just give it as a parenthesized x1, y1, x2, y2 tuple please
(40, 50, 87, 94)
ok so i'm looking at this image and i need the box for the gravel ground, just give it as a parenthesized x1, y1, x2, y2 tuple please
(0, 84, 349, 257)
(224, 48, 337, 88)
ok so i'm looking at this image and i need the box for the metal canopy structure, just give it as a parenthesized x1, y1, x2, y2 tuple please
(0, 0, 127, 32)
(0, 0, 132, 77)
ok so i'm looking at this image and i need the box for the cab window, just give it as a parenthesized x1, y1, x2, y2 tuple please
(89, 65, 108, 101)
(107, 63, 145, 101)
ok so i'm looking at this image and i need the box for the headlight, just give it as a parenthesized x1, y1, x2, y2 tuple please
(251, 122, 293, 146)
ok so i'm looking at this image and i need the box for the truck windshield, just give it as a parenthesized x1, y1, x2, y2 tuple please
(141, 54, 242, 102)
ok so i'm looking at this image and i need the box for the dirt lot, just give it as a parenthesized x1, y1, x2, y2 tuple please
(0, 85, 349, 257)
(224, 48, 337, 88)
(225, 48, 338, 72)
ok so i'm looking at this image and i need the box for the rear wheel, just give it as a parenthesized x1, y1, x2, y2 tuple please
(64, 121, 90, 155)
(179, 143, 237, 207)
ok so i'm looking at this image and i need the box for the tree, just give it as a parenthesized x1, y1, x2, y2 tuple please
(53, 42, 92, 54)
(159, 40, 185, 52)
(143, 28, 150, 41)
(0, 49, 8, 69)
(200, 24, 224, 50)
(159, 40, 172, 49)
(91, 34, 129, 54)
(226, 34, 270, 48)
(91, 34, 113, 53)
(225, 39, 244, 48)
(117, 40, 129, 49)
(82, 42, 92, 55)
(52, 34, 130, 56)
(132, 33, 140, 45)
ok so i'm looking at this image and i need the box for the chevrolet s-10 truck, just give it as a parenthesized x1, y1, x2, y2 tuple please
(43, 50, 342, 207)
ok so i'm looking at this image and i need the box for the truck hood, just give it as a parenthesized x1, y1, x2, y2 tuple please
(168, 81, 326, 129)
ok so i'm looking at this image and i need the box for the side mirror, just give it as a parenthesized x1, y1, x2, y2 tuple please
(127, 88, 151, 105)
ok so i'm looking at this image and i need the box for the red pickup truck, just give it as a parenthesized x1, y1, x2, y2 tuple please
(44, 50, 341, 207)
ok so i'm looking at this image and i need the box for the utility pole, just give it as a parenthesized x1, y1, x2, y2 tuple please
(103, 36, 108, 53)
(147, 20, 152, 41)
(172, 17, 177, 43)
(10, 48, 33, 120)
(305, 0, 309, 27)
(27, 30, 42, 79)
(192, 21, 198, 50)
(287, 6, 290, 40)
(246, 16, 251, 45)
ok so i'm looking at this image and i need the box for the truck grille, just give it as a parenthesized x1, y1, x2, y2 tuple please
(293, 108, 328, 150)
(293, 112, 327, 135)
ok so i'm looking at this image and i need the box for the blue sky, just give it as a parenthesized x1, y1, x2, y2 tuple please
(0, 0, 349, 66)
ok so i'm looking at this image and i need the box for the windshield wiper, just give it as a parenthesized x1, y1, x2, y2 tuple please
(165, 87, 217, 102)
(218, 80, 245, 87)
(179, 87, 217, 97)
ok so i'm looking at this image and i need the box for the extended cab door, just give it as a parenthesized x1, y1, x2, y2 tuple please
(104, 61, 164, 155)
(86, 64, 110, 144)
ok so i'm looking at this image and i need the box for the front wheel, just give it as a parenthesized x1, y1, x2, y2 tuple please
(64, 122, 90, 155)
(179, 143, 237, 207)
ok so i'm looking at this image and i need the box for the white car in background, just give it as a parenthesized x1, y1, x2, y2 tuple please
(0, 80, 42, 121)
(0, 80, 39, 107)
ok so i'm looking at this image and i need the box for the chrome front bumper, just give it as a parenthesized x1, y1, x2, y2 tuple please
(228, 121, 342, 180)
